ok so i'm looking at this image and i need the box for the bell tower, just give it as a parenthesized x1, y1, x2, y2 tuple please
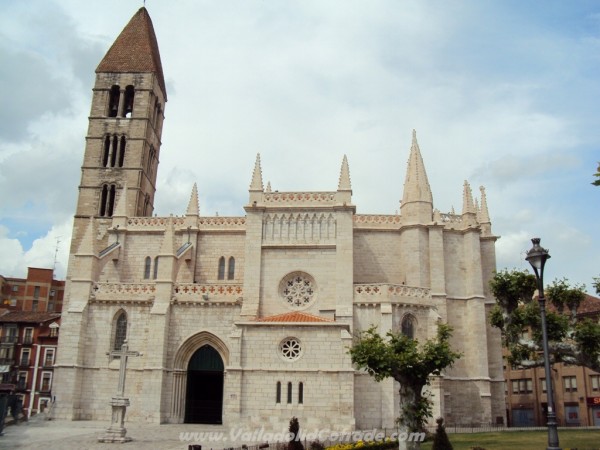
(71, 7, 166, 252)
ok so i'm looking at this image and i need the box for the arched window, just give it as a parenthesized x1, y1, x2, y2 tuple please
(276, 381, 281, 404)
(218, 257, 225, 280)
(110, 135, 118, 167)
(107, 184, 116, 216)
(113, 311, 127, 351)
(99, 184, 116, 217)
(287, 382, 292, 404)
(118, 136, 126, 167)
(298, 382, 304, 404)
(227, 257, 235, 280)
(153, 256, 159, 280)
(144, 257, 151, 279)
(401, 314, 416, 340)
(103, 136, 110, 167)
(108, 85, 120, 117)
(123, 85, 135, 118)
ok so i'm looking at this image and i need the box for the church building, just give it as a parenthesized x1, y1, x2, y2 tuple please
(53, 7, 505, 430)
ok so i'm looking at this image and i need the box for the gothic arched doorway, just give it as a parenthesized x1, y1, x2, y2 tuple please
(184, 344, 224, 424)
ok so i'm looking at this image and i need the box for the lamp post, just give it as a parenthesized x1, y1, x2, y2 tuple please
(525, 238, 560, 450)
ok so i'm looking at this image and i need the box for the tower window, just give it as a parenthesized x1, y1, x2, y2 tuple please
(144, 257, 151, 279)
(110, 135, 118, 167)
(108, 85, 120, 117)
(103, 136, 110, 167)
(118, 136, 126, 167)
(123, 85, 135, 118)
(287, 382, 292, 404)
(227, 257, 235, 280)
(218, 257, 225, 280)
(298, 382, 304, 404)
(99, 184, 116, 217)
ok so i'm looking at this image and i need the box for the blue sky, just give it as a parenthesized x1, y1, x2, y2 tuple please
(0, 0, 598, 293)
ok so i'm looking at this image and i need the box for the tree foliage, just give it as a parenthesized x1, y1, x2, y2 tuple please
(489, 269, 600, 372)
(349, 323, 460, 443)
(288, 417, 304, 450)
(593, 162, 600, 186)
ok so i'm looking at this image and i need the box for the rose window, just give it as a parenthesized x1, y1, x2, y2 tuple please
(279, 337, 302, 361)
(280, 272, 316, 309)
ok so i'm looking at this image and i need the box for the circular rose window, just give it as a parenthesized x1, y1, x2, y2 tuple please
(279, 337, 303, 362)
(280, 272, 316, 309)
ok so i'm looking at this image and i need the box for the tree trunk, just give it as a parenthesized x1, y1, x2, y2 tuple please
(398, 383, 422, 450)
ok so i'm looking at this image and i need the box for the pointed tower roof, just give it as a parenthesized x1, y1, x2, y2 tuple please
(96, 7, 167, 99)
(401, 130, 433, 205)
(337, 155, 352, 192)
(186, 183, 199, 216)
(401, 130, 433, 222)
(249, 153, 264, 192)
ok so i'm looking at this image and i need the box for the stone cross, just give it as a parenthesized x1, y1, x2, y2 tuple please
(107, 340, 142, 397)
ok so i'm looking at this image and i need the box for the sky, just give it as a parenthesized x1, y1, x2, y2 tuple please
(0, 0, 598, 293)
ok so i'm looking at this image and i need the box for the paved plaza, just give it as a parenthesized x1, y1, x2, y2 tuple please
(1, 414, 243, 450)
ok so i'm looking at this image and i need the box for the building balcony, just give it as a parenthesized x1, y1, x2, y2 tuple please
(19, 358, 30, 367)
(22, 336, 33, 345)
(0, 336, 17, 345)
(16, 381, 27, 391)
(0, 358, 14, 366)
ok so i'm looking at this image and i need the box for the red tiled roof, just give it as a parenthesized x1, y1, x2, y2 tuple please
(0, 311, 60, 324)
(96, 7, 167, 99)
(576, 294, 600, 316)
(256, 311, 334, 323)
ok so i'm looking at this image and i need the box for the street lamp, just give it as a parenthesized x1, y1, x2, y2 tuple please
(525, 238, 561, 450)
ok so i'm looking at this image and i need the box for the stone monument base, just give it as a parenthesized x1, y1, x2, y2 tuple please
(98, 397, 132, 443)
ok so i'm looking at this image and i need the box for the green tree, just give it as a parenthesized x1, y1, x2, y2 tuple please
(489, 269, 600, 372)
(593, 162, 600, 186)
(593, 276, 600, 295)
(349, 323, 461, 450)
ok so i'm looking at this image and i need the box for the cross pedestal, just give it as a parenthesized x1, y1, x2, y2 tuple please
(98, 340, 141, 443)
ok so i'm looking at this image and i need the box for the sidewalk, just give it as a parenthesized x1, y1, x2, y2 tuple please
(0, 415, 238, 450)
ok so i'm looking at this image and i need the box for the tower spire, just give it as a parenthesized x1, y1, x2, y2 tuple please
(186, 183, 199, 216)
(249, 153, 264, 192)
(337, 155, 352, 192)
(461, 181, 476, 215)
(400, 130, 433, 222)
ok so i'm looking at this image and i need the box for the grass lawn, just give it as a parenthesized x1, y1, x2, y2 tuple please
(420, 429, 600, 450)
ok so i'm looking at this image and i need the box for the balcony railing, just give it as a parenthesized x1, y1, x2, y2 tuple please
(0, 336, 18, 344)
(44, 358, 54, 367)
(19, 358, 30, 367)
(16, 380, 27, 391)
(40, 383, 51, 393)
(22, 336, 33, 345)
(0, 358, 14, 365)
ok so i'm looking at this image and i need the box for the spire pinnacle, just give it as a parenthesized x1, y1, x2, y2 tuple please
(186, 183, 199, 216)
(462, 181, 476, 215)
(400, 130, 433, 222)
(250, 153, 264, 192)
(479, 186, 491, 223)
(337, 155, 352, 192)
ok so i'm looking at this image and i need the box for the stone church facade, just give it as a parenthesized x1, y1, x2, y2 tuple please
(53, 7, 505, 430)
